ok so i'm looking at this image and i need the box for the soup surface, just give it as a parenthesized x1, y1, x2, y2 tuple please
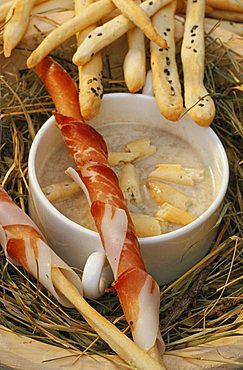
(38, 122, 215, 234)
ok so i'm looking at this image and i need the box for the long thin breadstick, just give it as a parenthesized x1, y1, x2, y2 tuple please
(151, 0, 183, 121)
(75, 0, 103, 121)
(73, 0, 173, 66)
(3, 0, 37, 57)
(123, 1, 146, 93)
(111, 0, 167, 48)
(0, 1, 12, 24)
(181, 0, 215, 126)
(205, 17, 243, 37)
(0, 0, 48, 24)
(51, 267, 166, 370)
(156, 203, 196, 226)
(206, 8, 243, 22)
(27, 0, 116, 69)
(206, 0, 243, 12)
(42, 179, 81, 203)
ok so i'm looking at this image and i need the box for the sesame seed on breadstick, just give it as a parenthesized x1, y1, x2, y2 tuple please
(27, 0, 116, 69)
(73, 0, 173, 66)
(75, 0, 103, 120)
(181, 0, 215, 126)
(150, 0, 183, 121)
(111, 0, 167, 48)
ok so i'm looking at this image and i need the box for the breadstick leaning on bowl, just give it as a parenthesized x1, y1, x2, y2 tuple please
(73, 0, 173, 66)
(150, 0, 183, 121)
(181, 0, 215, 126)
(74, 0, 103, 120)
(35, 56, 166, 367)
(0, 185, 166, 370)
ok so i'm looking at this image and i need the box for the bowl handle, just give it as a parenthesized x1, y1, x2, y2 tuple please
(82, 251, 113, 299)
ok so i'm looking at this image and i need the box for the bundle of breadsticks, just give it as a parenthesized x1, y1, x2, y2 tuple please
(1, 0, 243, 125)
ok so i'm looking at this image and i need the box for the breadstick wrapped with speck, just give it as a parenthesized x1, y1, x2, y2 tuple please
(156, 202, 196, 226)
(150, 0, 183, 121)
(147, 180, 191, 211)
(0, 185, 166, 370)
(75, 0, 103, 120)
(130, 213, 162, 237)
(181, 0, 215, 127)
(111, 0, 167, 48)
(73, 0, 173, 66)
(27, 0, 116, 69)
(123, 0, 146, 93)
(3, 0, 36, 57)
(119, 163, 142, 203)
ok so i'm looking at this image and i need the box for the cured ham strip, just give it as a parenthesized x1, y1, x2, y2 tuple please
(0, 185, 83, 307)
(35, 57, 165, 363)
(35, 57, 82, 120)
(0, 187, 166, 370)
(54, 112, 164, 357)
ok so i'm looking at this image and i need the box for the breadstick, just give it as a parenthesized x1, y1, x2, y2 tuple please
(0, 0, 48, 24)
(0, 1, 12, 24)
(42, 179, 81, 203)
(206, 0, 243, 12)
(108, 151, 138, 166)
(51, 267, 166, 370)
(176, 0, 213, 13)
(156, 203, 196, 226)
(205, 8, 243, 22)
(75, 0, 103, 121)
(181, 0, 216, 126)
(150, 1, 183, 121)
(148, 164, 204, 186)
(27, 0, 116, 69)
(147, 180, 191, 211)
(3, 0, 37, 57)
(130, 213, 162, 237)
(123, 0, 146, 93)
(73, 0, 173, 66)
(111, 0, 167, 48)
(125, 137, 156, 158)
(205, 17, 243, 36)
(119, 163, 142, 203)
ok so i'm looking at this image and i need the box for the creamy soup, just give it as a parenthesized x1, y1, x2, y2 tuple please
(38, 122, 215, 234)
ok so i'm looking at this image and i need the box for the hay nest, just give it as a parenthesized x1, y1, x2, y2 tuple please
(0, 9, 242, 369)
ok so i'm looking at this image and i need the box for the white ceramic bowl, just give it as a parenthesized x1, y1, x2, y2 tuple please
(28, 93, 229, 298)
